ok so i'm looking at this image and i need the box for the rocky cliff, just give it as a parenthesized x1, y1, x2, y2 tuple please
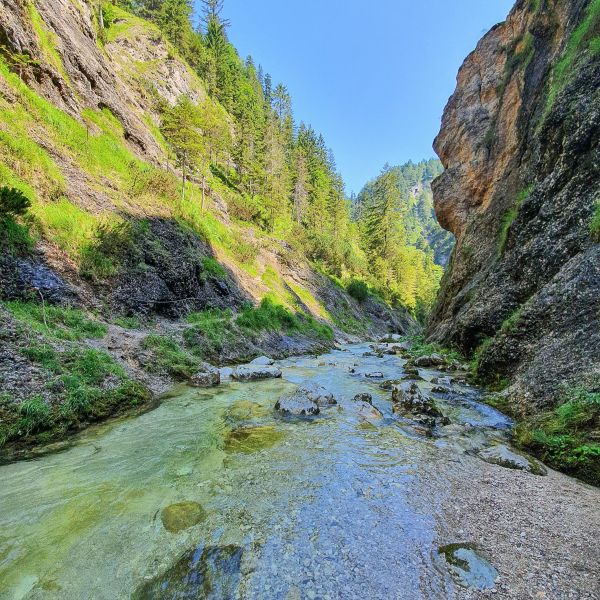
(428, 0, 599, 411)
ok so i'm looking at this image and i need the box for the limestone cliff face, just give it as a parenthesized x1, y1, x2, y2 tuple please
(428, 0, 600, 407)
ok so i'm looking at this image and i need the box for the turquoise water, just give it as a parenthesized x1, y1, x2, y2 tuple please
(0, 344, 508, 599)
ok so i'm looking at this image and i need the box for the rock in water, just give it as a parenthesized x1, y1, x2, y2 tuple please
(352, 393, 373, 405)
(275, 382, 336, 416)
(365, 371, 384, 379)
(189, 362, 220, 387)
(161, 501, 207, 533)
(249, 355, 275, 366)
(392, 382, 449, 427)
(354, 401, 383, 420)
(477, 444, 547, 475)
(231, 364, 282, 381)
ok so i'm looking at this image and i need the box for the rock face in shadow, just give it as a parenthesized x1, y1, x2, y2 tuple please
(427, 0, 600, 409)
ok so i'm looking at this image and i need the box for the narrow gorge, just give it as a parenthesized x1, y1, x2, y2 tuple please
(0, 0, 598, 599)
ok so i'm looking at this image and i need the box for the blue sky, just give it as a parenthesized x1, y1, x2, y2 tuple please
(199, 0, 515, 194)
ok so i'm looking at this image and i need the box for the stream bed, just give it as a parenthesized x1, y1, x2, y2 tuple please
(0, 344, 518, 599)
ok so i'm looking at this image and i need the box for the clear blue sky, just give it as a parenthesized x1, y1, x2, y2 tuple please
(198, 0, 515, 194)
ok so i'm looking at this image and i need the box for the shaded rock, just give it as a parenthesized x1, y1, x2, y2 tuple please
(300, 382, 337, 406)
(231, 364, 282, 381)
(439, 544, 498, 590)
(161, 501, 206, 533)
(352, 393, 373, 405)
(403, 365, 420, 377)
(189, 363, 220, 388)
(414, 353, 446, 368)
(379, 333, 403, 342)
(402, 374, 425, 382)
(477, 444, 547, 475)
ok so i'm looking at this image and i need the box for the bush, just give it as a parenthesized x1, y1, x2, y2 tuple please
(590, 200, 600, 241)
(346, 279, 369, 302)
(0, 186, 34, 255)
(514, 382, 600, 485)
(201, 257, 227, 280)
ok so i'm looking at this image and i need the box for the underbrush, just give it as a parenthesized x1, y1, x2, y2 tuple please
(401, 335, 463, 363)
(141, 334, 202, 379)
(514, 382, 600, 485)
(0, 340, 149, 451)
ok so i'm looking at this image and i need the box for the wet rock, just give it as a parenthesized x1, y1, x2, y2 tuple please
(352, 393, 373, 405)
(380, 379, 403, 390)
(231, 364, 282, 381)
(365, 371, 384, 379)
(249, 356, 275, 366)
(414, 353, 446, 368)
(477, 444, 547, 475)
(431, 385, 450, 394)
(403, 365, 420, 377)
(379, 333, 403, 342)
(224, 425, 284, 453)
(431, 376, 452, 386)
(189, 363, 220, 387)
(354, 401, 383, 420)
(402, 373, 425, 382)
(133, 545, 243, 599)
(392, 382, 448, 427)
(160, 501, 207, 533)
(275, 383, 335, 416)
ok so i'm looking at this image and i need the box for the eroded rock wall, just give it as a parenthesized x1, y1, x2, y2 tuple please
(427, 0, 600, 407)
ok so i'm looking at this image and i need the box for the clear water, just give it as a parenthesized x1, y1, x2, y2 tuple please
(0, 344, 509, 599)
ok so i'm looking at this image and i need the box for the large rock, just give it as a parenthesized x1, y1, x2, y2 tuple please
(275, 383, 336, 416)
(352, 393, 373, 405)
(354, 401, 383, 420)
(231, 364, 282, 382)
(392, 382, 448, 427)
(477, 444, 547, 476)
(414, 354, 446, 368)
(189, 363, 220, 387)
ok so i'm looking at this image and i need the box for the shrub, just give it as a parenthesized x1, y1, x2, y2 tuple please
(201, 257, 227, 280)
(590, 200, 600, 241)
(0, 186, 34, 255)
(346, 279, 369, 302)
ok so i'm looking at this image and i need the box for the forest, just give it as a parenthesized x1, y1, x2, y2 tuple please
(104, 0, 447, 318)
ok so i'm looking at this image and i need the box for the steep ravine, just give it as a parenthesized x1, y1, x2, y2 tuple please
(427, 0, 599, 478)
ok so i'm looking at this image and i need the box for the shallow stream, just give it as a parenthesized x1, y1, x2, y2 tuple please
(0, 344, 513, 599)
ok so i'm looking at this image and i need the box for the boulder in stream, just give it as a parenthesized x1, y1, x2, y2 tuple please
(275, 383, 336, 416)
(352, 393, 373, 405)
(354, 400, 383, 420)
(477, 444, 547, 475)
(231, 364, 282, 381)
(392, 382, 449, 427)
(161, 501, 207, 533)
(365, 371, 384, 379)
(189, 363, 220, 387)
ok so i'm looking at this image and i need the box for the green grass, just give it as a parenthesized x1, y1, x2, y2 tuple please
(201, 257, 227, 280)
(1, 336, 149, 450)
(514, 381, 600, 485)
(5, 300, 107, 341)
(141, 334, 202, 379)
(236, 297, 333, 341)
(498, 186, 533, 254)
(0, 215, 35, 256)
(114, 315, 143, 329)
(590, 200, 600, 241)
(402, 335, 463, 363)
(545, 0, 600, 115)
